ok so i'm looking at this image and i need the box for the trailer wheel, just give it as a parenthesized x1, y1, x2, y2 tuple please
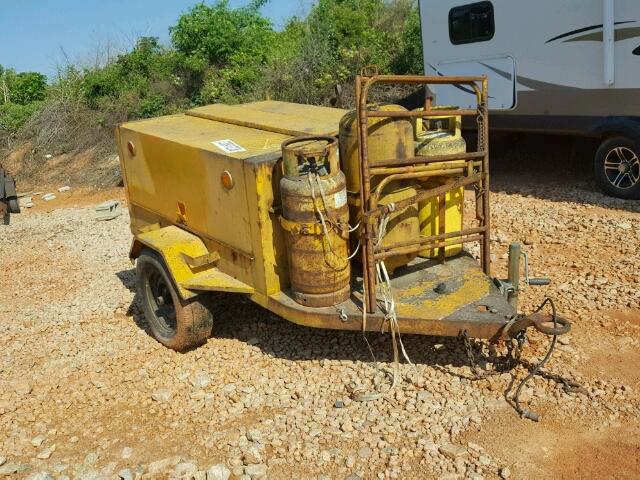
(594, 136, 640, 199)
(136, 249, 213, 351)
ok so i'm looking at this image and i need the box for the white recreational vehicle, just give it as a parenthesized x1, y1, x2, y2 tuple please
(419, 0, 640, 198)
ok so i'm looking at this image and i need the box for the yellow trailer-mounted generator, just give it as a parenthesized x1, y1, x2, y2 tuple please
(117, 74, 569, 354)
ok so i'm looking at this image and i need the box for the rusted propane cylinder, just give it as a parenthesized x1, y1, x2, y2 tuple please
(279, 136, 351, 307)
(414, 108, 466, 258)
(339, 105, 420, 272)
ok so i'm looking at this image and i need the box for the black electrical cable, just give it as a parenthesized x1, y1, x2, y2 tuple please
(513, 297, 558, 422)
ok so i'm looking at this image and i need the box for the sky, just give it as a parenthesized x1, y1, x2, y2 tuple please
(0, 0, 312, 77)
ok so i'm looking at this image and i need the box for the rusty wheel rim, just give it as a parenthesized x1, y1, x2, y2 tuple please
(146, 270, 177, 336)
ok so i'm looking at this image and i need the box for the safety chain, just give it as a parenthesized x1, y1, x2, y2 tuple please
(459, 329, 524, 379)
(476, 104, 488, 152)
(460, 327, 587, 394)
(461, 298, 589, 421)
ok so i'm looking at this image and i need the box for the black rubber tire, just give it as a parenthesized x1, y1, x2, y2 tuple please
(136, 248, 213, 351)
(8, 197, 20, 214)
(594, 136, 640, 199)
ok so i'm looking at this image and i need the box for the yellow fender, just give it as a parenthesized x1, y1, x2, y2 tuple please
(130, 225, 254, 299)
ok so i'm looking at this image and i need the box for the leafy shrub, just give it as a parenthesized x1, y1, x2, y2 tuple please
(135, 94, 169, 118)
(10, 72, 47, 105)
(0, 101, 42, 133)
(171, 1, 275, 99)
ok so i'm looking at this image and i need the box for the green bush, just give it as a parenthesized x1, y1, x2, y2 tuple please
(171, 1, 275, 99)
(0, 101, 42, 133)
(135, 94, 169, 118)
(81, 37, 177, 113)
(0, 67, 47, 105)
(11, 72, 47, 105)
(395, 7, 423, 74)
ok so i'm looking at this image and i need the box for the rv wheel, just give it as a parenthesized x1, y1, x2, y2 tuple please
(594, 136, 640, 199)
(136, 249, 213, 351)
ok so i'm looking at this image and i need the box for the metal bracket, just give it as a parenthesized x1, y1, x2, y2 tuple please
(181, 251, 221, 269)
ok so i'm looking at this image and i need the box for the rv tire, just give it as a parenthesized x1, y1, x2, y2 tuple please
(594, 136, 640, 199)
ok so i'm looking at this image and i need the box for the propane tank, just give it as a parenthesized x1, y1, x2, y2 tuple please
(414, 108, 466, 258)
(339, 104, 414, 192)
(279, 136, 351, 307)
(339, 105, 420, 272)
(376, 181, 420, 272)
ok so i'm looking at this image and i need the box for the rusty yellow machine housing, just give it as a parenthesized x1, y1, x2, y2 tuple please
(415, 108, 466, 258)
(117, 94, 569, 352)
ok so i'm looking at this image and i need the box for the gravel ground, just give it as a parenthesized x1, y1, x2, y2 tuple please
(1, 180, 639, 480)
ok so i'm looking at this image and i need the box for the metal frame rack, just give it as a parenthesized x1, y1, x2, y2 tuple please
(355, 71, 491, 314)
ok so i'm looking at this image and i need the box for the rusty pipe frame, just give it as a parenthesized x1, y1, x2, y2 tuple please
(359, 73, 486, 86)
(479, 77, 491, 276)
(374, 234, 484, 260)
(371, 164, 473, 177)
(356, 73, 489, 313)
(370, 151, 485, 169)
(370, 170, 464, 210)
(365, 173, 483, 221)
(367, 108, 478, 118)
(375, 226, 487, 252)
(355, 76, 373, 314)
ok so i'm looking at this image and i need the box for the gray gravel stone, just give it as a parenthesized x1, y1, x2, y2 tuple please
(151, 388, 172, 403)
(500, 466, 512, 479)
(174, 461, 198, 478)
(148, 456, 181, 474)
(0, 462, 19, 475)
(118, 469, 134, 480)
(25, 472, 54, 480)
(244, 463, 267, 478)
(206, 464, 231, 480)
(439, 444, 467, 459)
(0, 188, 637, 479)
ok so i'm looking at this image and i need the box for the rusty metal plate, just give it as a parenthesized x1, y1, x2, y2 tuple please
(265, 253, 515, 339)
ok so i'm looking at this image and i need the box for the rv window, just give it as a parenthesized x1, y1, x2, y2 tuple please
(449, 1, 494, 45)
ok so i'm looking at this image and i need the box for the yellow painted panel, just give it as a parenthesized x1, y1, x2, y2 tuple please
(120, 114, 288, 160)
(119, 128, 254, 254)
(394, 268, 490, 319)
(181, 269, 254, 293)
(136, 226, 210, 299)
(187, 101, 347, 137)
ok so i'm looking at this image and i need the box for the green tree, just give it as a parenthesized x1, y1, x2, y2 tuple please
(0, 66, 14, 104)
(10, 72, 47, 105)
(394, 6, 423, 74)
(81, 36, 178, 117)
(170, 1, 275, 101)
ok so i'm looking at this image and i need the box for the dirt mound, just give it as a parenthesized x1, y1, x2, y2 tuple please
(2, 144, 121, 192)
